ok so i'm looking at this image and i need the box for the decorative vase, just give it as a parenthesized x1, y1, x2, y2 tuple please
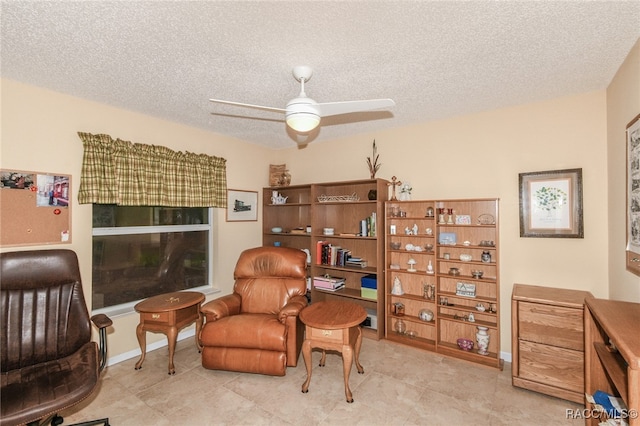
(394, 319, 406, 335)
(476, 326, 490, 355)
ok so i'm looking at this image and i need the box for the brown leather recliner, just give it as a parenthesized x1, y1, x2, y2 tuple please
(200, 246, 308, 376)
(1, 249, 112, 426)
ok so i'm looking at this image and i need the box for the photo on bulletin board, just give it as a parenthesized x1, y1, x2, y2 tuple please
(0, 169, 72, 247)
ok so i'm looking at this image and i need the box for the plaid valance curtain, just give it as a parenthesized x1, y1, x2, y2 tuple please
(77, 132, 227, 207)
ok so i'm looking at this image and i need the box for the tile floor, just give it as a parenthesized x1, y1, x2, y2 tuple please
(61, 337, 583, 425)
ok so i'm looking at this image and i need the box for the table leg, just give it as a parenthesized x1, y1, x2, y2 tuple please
(319, 350, 327, 367)
(301, 339, 312, 394)
(341, 344, 354, 403)
(195, 306, 204, 352)
(354, 326, 364, 374)
(167, 325, 178, 375)
(134, 323, 146, 370)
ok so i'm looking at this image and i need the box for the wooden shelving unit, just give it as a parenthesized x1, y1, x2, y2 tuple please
(263, 179, 388, 340)
(262, 184, 312, 251)
(384, 198, 502, 369)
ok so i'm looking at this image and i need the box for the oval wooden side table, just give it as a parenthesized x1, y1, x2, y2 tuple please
(134, 291, 205, 375)
(299, 300, 367, 403)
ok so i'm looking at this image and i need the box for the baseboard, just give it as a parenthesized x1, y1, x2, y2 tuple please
(106, 327, 196, 367)
(106, 329, 513, 367)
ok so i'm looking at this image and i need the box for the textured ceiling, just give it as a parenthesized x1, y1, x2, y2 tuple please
(2, 1, 639, 149)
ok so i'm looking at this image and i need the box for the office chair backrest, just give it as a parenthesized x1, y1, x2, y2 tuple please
(1, 249, 92, 372)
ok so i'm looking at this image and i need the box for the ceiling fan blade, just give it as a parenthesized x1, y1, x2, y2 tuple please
(209, 98, 286, 114)
(316, 99, 395, 117)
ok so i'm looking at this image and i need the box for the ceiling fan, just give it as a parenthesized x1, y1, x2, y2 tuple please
(209, 66, 395, 134)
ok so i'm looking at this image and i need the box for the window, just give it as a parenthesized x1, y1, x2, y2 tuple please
(92, 205, 212, 311)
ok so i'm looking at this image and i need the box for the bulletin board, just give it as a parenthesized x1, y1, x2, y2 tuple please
(0, 169, 72, 247)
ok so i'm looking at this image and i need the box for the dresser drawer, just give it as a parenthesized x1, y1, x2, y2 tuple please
(518, 301, 583, 351)
(518, 340, 584, 393)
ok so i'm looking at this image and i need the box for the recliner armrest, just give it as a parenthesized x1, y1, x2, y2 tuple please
(278, 295, 308, 322)
(201, 293, 241, 322)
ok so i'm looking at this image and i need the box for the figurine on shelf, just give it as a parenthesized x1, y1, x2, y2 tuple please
(412, 224, 418, 235)
(388, 176, 402, 201)
(426, 207, 434, 218)
(426, 260, 434, 274)
(391, 276, 404, 295)
(407, 258, 417, 272)
(398, 182, 412, 201)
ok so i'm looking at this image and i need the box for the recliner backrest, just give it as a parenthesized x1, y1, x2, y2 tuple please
(1, 249, 91, 372)
(232, 247, 307, 315)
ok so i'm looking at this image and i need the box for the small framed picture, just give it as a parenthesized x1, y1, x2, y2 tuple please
(226, 189, 258, 222)
(455, 215, 471, 225)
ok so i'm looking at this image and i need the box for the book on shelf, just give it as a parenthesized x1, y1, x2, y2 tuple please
(359, 212, 377, 237)
(313, 275, 346, 290)
(314, 283, 345, 292)
(345, 259, 368, 268)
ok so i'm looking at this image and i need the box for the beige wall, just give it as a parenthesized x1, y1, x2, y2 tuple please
(0, 79, 275, 357)
(280, 90, 609, 354)
(607, 38, 640, 301)
(1, 38, 636, 360)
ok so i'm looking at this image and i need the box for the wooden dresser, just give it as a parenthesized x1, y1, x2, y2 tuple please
(511, 284, 593, 403)
(584, 297, 640, 425)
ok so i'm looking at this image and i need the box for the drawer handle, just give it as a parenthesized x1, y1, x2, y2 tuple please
(632, 257, 639, 263)
(322, 330, 332, 336)
(152, 314, 160, 319)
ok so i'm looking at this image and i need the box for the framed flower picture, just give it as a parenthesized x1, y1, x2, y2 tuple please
(519, 168, 583, 238)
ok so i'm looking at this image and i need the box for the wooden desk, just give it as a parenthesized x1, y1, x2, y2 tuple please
(134, 291, 205, 375)
(300, 300, 367, 403)
(584, 297, 640, 425)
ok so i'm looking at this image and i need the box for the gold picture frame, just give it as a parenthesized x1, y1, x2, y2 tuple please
(519, 168, 583, 238)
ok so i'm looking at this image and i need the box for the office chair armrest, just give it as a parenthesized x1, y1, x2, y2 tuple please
(90, 314, 112, 372)
(91, 313, 113, 329)
(278, 295, 308, 322)
(201, 294, 241, 322)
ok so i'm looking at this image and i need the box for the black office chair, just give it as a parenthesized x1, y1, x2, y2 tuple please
(1, 249, 112, 426)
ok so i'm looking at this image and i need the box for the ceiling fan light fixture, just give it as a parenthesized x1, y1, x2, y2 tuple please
(286, 112, 320, 133)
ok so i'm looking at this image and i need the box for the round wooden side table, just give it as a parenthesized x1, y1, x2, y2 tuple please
(134, 291, 205, 375)
(299, 300, 367, 403)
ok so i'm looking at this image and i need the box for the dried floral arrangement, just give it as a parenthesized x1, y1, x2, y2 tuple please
(366, 140, 381, 179)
